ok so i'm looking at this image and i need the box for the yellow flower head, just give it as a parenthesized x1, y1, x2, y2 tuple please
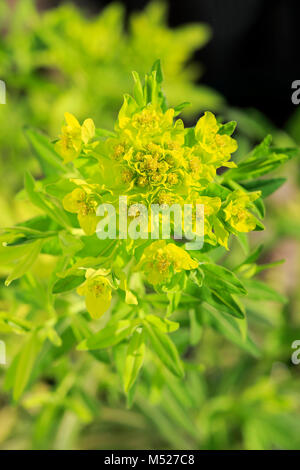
(136, 240, 198, 286)
(63, 186, 98, 235)
(77, 273, 112, 319)
(223, 190, 261, 233)
(195, 111, 237, 161)
(55, 112, 96, 163)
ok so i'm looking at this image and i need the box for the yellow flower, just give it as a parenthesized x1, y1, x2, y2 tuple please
(55, 112, 96, 163)
(194, 196, 229, 247)
(223, 190, 261, 232)
(136, 240, 198, 286)
(63, 187, 98, 235)
(77, 274, 112, 319)
(194, 111, 238, 170)
(196, 196, 221, 217)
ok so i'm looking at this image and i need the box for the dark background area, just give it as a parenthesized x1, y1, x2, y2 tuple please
(40, 0, 300, 128)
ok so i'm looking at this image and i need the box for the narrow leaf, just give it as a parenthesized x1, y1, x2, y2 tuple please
(77, 319, 140, 351)
(124, 328, 145, 394)
(52, 274, 86, 294)
(5, 239, 43, 286)
(13, 333, 40, 401)
(144, 321, 184, 378)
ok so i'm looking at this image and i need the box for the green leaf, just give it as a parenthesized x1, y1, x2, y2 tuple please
(118, 93, 138, 123)
(236, 233, 250, 255)
(0, 243, 35, 264)
(166, 292, 182, 316)
(17, 215, 59, 233)
(203, 182, 231, 199)
(76, 236, 117, 258)
(58, 231, 84, 256)
(218, 121, 237, 136)
(132, 71, 144, 106)
(56, 255, 107, 279)
(145, 314, 179, 333)
(184, 127, 197, 147)
(243, 279, 287, 303)
(45, 327, 62, 347)
(24, 172, 69, 229)
(0, 312, 32, 334)
(144, 321, 184, 378)
(229, 152, 290, 180)
(13, 332, 40, 401)
(151, 59, 163, 84)
(52, 274, 86, 294)
(5, 239, 43, 286)
(25, 128, 67, 176)
(235, 245, 264, 270)
(77, 319, 140, 351)
(201, 263, 247, 295)
(254, 259, 285, 274)
(41, 236, 62, 256)
(145, 60, 166, 110)
(224, 136, 295, 181)
(207, 287, 245, 319)
(202, 303, 260, 357)
(173, 102, 191, 116)
(189, 309, 203, 346)
(236, 244, 284, 278)
(241, 178, 286, 198)
(253, 197, 265, 218)
(189, 268, 204, 287)
(124, 328, 145, 394)
(253, 217, 265, 231)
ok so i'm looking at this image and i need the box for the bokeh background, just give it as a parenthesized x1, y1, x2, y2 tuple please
(39, 0, 300, 126)
(0, 0, 300, 450)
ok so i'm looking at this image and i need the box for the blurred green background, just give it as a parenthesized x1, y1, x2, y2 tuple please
(0, 0, 300, 450)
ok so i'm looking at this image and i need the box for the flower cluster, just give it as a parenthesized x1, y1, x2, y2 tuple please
(56, 65, 262, 317)
(135, 240, 198, 286)
(102, 105, 238, 208)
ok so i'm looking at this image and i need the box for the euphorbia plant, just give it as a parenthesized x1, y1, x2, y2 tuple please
(1, 62, 296, 404)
